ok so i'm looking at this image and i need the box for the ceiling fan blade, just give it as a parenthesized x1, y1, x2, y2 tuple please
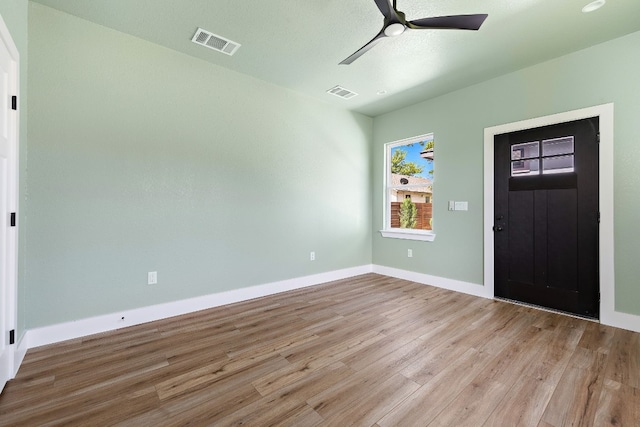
(340, 29, 387, 65)
(407, 14, 488, 31)
(373, 0, 394, 18)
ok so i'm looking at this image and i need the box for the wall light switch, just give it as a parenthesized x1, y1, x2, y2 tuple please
(454, 201, 468, 211)
(408, 249, 413, 258)
(448, 201, 455, 211)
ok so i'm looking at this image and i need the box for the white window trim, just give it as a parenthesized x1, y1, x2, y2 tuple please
(380, 133, 436, 242)
(380, 229, 436, 241)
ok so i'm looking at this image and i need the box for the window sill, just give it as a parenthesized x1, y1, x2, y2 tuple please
(379, 229, 436, 242)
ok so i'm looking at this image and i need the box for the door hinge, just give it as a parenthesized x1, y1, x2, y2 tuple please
(597, 132, 600, 143)
(9, 329, 15, 345)
(11, 95, 17, 111)
(10, 212, 16, 227)
(597, 212, 600, 224)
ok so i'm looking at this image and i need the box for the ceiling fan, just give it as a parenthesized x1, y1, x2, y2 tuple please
(340, 0, 488, 65)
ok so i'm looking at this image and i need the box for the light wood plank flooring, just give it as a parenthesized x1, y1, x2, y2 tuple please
(1, 273, 638, 426)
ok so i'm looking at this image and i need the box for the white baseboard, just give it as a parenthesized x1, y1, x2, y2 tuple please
(21, 262, 640, 351)
(601, 308, 640, 334)
(26, 264, 374, 349)
(13, 334, 28, 376)
(373, 264, 490, 299)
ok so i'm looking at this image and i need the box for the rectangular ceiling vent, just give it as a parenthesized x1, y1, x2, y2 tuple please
(326, 85, 358, 100)
(191, 28, 241, 56)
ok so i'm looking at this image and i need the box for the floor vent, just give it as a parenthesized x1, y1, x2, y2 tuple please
(191, 28, 241, 56)
(326, 85, 358, 100)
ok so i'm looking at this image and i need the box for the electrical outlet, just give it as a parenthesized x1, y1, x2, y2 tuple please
(408, 249, 413, 258)
(310, 251, 316, 261)
(148, 271, 157, 285)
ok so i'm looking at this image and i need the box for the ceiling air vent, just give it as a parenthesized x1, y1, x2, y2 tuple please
(191, 28, 241, 56)
(326, 85, 358, 100)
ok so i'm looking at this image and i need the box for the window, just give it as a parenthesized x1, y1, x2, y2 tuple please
(510, 136, 575, 177)
(381, 133, 435, 241)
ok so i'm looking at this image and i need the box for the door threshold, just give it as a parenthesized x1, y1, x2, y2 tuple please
(494, 297, 599, 322)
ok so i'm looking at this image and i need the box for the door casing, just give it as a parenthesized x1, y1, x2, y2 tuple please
(484, 104, 614, 321)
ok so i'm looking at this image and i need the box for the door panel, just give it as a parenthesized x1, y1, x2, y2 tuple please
(547, 189, 578, 291)
(507, 191, 534, 285)
(494, 118, 599, 318)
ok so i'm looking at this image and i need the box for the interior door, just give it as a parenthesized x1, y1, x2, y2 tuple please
(0, 16, 17, 394)
(494, 118, 599, 318)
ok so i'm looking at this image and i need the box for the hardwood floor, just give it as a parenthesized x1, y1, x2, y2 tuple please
(1, 273, 638, 426)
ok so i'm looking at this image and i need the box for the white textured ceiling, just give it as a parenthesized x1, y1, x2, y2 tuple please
(31, 0, 640, 117)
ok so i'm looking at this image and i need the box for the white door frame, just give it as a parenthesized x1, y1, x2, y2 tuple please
(0, 11, 19, 394)
(483, 104, 616, 324)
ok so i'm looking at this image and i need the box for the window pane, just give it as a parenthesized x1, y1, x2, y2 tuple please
(543, 155, 574, 174)
(511, 159, 540, 176)
(388, 189, 433, 230)
(386, 134, 434, 232)
(542, 136, 574, 157)
(390, 141, 433, 184)
(511, 141, 539, 160)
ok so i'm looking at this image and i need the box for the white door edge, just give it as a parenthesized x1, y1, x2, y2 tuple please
(0, 11, 19, 394)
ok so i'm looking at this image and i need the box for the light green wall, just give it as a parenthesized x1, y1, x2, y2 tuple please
(0, 2, 27, 51)
(26, 3, 372, 328)
(373, 30, 640, 315)
(22, 3, 640, 329)
(0, 0, 28, 340)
